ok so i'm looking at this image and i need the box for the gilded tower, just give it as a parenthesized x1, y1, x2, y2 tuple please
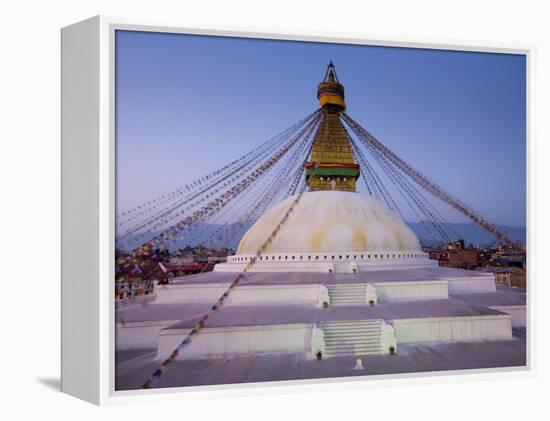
(305, 62, 360, 192)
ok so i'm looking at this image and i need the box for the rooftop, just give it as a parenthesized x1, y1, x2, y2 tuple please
(171, 265, 493, 287)
(115, 330, 526, 390)
(116, 287, 523, 326)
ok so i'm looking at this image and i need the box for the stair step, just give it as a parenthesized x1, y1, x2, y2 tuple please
(324, 330, 381, 334)
(321, 319, 381, 324)
(322, 328, 381, 332)
(325, 335, 381, 338)
(326, 349, 380, 353)
(329, 292, 365, 295)
(324, 334, 381, 338)
(325, 333, 381, 339)
(322, 322, 381, 327)
(325, 346, 383, 352)
(327, 284, 366, 288)
(329, 291, 366, 294)
(325, 339, 381, 344)
(321, 320, 382, 328)
(324, 327, 381, 330)
(330, 301, 366, 304)
(321, 322, 382, 327)
(322, 327, 381, 331)
(329, 293, 365, 296)
(330, 299, 365, 302)
(325, 342, 380, 347)
(330, 302, 367, 306)
(323, 318, 382, 322)
(328, 289, 365, 292)
(329, 290, 365, 292)
(326, 350, 382, 357)
(330, 300, 365, 302)
(326, 346, 382, 351)
(327, 347, 382, 350)
(328, 291, 365, 294)
(325, 338, 380, 342)
(325, 338, 380, 343)
(323, 327, 381, 334)
(325, 343, 382, 348)
(328, 289, 365, 293)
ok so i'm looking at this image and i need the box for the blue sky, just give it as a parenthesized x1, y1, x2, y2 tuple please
(115, 30, 526, 227)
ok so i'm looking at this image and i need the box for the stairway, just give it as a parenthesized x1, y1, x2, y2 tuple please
(327, 283, 366, 305)
(320, 319, 384, 356)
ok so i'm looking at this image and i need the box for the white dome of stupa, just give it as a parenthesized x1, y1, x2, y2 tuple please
(238, 191, 421, 254)
(215, 191, 434, 273)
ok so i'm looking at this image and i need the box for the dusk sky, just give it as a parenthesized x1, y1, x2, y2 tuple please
(115, 30, 526, 227)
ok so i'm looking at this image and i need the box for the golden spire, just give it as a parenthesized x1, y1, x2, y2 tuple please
(317, 61, 346, 110)
(306, 62, 360, 192)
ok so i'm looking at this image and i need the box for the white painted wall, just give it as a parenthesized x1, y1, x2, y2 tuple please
(215, 250, 436, 273)
(373, 280, 449, 301)
(490, 306, 527, 327)
(155, 280, 454, 306)
(392, 314, 512, 343)
(155, 283, 323, 306)
(115, 320, 181, 350)
(447, 276, 496, 294)
(156, 323, 313, 360)
(154, 284, 228, 304)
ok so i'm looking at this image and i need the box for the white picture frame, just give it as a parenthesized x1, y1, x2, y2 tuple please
(61, 15, 534, 405)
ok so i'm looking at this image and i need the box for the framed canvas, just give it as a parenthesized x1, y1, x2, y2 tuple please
(61, 15, 532, 405)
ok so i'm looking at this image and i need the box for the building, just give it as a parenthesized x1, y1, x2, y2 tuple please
(429, 247, 479, 269)
(478, 266, 514, 287)
(159, 262, 208, 279)
(496, 256, 526, 270)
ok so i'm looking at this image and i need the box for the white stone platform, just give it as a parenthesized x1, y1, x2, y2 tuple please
(115, 266, 524, 364)
(117, 296, 516, 358)
(115, 332, 527, 390)
(155, 311, 512, 360)
(154, 266, 496, 307)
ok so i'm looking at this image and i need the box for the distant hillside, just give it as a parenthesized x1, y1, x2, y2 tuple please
(117, 221, 251, 251)
(117, 221, 525, 251)
(406, 221, 526, 248)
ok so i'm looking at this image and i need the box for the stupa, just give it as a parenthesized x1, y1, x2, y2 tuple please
(216, 61, 431, 273)
(115, 63, 526, 389)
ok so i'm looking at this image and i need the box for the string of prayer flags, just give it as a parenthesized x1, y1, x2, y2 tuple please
(139, 165, 317, 388)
